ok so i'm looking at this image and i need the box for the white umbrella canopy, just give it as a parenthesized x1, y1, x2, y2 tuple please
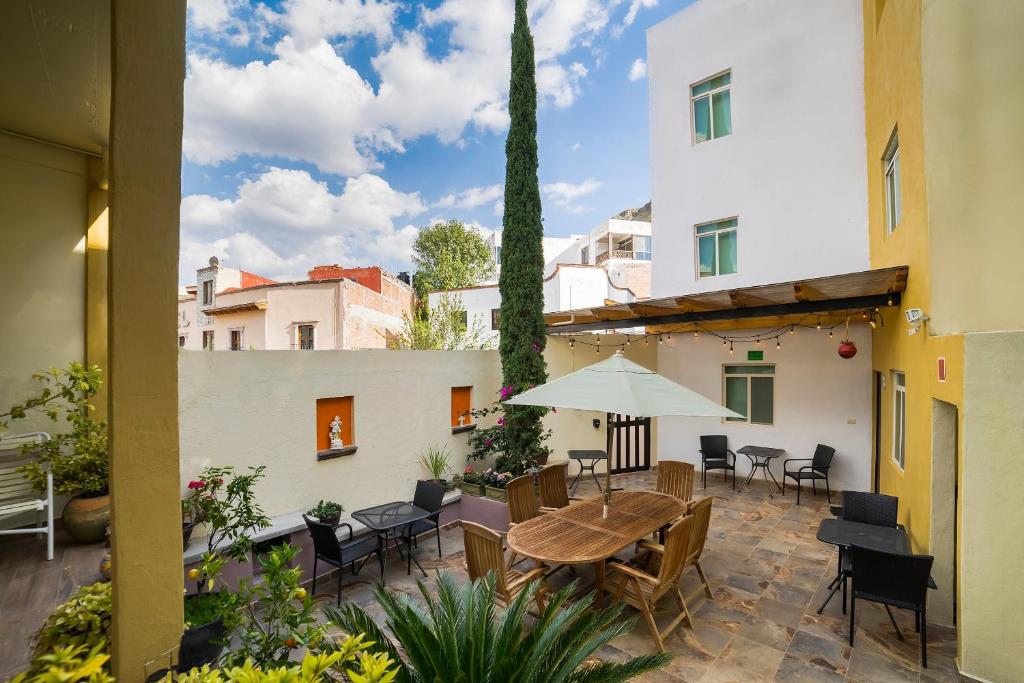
(504, 351, 741, 419)
(504, 350, 741, 514)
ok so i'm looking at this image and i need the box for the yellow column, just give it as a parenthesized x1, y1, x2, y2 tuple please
(86, 155, 109, 418)
(107, 0, 187, 679)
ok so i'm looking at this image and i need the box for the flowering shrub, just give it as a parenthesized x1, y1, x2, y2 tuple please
(183, 466, 270, 561)
(466, 387, 551, 476)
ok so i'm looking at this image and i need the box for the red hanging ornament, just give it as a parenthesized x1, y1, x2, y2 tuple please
(837, 316, 857, 359)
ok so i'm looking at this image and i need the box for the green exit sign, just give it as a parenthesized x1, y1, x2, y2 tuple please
(747, 350, 764, 361)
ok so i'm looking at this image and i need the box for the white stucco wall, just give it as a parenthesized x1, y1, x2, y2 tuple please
(656, 323, 873, 494)
(429, 287, 502, 343)
(647, 0, 868, 298)
(179, 350, 503, 518)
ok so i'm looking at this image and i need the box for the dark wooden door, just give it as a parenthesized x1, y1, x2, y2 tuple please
(606, 413, 651, 473)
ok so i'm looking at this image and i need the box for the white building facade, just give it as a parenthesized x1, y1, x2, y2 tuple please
(430, 217, 652, 343)
(646, 0, 874, 493)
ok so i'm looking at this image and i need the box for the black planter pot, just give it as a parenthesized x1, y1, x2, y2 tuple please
(317, 515, 341, 527)
(180, 614, 227, 670)
(182, 522, 196, 550)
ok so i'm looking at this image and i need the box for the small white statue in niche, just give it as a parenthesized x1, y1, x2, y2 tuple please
(329, 415, 344, 450)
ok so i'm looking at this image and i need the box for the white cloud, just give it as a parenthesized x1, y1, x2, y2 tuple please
(493, 200, 505, 217)
(179, 167, 426, 282)
(623, 0, 658, 29)
(187, 0, 257, 46)
(434, 184, 503, 210)
(183, 0, 616, 175)
(542, 178, 603, 213)
(571, 142, 581, 152)
(628, 57, 647, 81)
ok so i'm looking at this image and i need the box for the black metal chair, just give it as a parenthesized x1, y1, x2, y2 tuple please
(303, 514, 378, 605)
(782, 444, 836, 504)
(698, 435, 736, 490)
(842, 491, 899, 527)
(407, 480, 446, 558)
(849, 547, 935, 668)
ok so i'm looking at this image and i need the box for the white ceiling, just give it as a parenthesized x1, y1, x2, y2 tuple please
(0, 0, 110, 154)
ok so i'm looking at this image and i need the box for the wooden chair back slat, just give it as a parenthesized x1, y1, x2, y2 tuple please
(462, 521, 509, 596)
(656, 461, 694, 503)
(685, 496, 713, 561)
(505, 475, 539, 525)
(538, 464, 570, 509)
(652, 514, 694, 600)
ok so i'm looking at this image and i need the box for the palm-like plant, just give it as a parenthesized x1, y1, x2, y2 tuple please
(323, 572, 670, 683)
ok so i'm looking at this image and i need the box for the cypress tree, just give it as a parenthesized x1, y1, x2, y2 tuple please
(498, 0, 548, 473)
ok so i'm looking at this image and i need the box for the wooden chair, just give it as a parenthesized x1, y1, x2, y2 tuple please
(681, 496, 715, 602)
(538, 463, 581, 509)
(462, 521, 548, 612)
(656, 461, 695, 503)
(607, 515, 695, 651)
(505, 474, 552, 569)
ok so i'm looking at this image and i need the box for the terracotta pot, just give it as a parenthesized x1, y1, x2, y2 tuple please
(62, 494, 110, 543)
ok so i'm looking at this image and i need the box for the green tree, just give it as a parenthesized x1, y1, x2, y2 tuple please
(498, 0, 548, 473)
(392, 296, 494, 350)
(411, 220, 494, 303)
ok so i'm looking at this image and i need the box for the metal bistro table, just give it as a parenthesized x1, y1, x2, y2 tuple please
(815, 517, 910, 614)
(351, 501, 431, 586)
(736, 445, 785, 495)
(567, 449, 608, 494)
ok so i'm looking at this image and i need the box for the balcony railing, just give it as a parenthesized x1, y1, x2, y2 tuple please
(595, 250, 651, 264)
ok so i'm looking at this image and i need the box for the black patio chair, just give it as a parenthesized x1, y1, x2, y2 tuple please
(849, 547, 935, 668)
(303, 514, 379, 605)
(842, 491, 899, 527)
(408, 480, 446, 558)
(782, 444, 836, 504)
(699, 435, 736, 490)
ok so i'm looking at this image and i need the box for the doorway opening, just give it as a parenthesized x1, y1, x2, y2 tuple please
(930, 398, 958, 627)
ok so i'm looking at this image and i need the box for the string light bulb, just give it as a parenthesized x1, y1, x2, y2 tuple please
(887, 295, 894, 306)
(569, 338, 575, 349)
(729, 342, 734, 354)
(644, 336, 649, 345)
(658, 334, 663, 344)
(776, 338, 781, 349)
(756, 338, 762, 345)
(625, 336, 631, 346)
(829, 329, 834, 339)
(870, 319, 877, 329)
(693, 330, 699, 340)
(789, 326, 795, 335)
(816, 319, 821, 330)
(722, 339, 727, 347)
(667, 332, 672, 341)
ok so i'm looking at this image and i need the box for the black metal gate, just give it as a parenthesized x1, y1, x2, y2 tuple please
(606, 413, 651, 474)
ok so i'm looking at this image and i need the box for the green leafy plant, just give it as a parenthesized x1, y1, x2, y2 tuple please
(31, 582, 111, 663)
(306, 500, 344, 520)
(1, 363, 108, 497)
(410, 219, 495, 304)
(326, 572, 670, 683)
(392, 296, 494, 351)
(221, 543, 325, 668)
(185, 466, 271, 561)
(417, 444, 452, 482)
(11, 643, 113, 683)
(466, 399, 550, 476)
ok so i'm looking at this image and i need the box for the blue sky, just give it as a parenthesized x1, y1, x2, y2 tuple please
(180, 0, 691, 284)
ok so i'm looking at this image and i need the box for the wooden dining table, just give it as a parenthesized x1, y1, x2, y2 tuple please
(505, 491, 687, 608)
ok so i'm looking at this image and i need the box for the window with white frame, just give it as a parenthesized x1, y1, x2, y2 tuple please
(202, 280, 214, 305)
(229, 329, 243, 351)
(892, 371, 906, 468)
(696, 218, 738, 278)
(296, 324, 315, 350)
(202, 330, 215, 350)
(691, 71, 732, 143)
(723, 364, 774, 425)
(884, 130, 901, 233)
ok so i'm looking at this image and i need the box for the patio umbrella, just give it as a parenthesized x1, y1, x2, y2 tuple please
(505, 350, 741, 515)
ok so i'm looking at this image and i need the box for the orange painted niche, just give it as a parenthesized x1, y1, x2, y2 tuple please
(316, 396, 354, 450)
(451, 386, 473, 427)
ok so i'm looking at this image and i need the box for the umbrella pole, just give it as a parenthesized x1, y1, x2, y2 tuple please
(603, 421, 612, 518)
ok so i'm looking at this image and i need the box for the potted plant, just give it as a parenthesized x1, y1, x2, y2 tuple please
(183, 465, 270, 668)
(1, 363, 109, 543)
(306, 499, 344, 527)
(466, 398, 553, 477)
(483, 469, 513, 502)
(459, 466, 484, 496)
(418, 443, 453, 490)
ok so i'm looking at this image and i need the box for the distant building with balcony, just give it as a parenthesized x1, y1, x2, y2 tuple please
(178, 259, 414, 350)
(428, 211, 652, 341)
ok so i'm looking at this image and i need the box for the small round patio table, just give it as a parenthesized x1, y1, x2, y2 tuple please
(505, 491, 686, 608)
(736, 445, 785, 496)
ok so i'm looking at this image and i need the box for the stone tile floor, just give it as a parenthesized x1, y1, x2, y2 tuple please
(317, 470, 962, 682)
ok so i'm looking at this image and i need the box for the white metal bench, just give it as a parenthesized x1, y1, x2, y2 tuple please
(0, 432, 53, 560)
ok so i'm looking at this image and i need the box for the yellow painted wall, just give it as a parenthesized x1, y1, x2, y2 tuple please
(864, 0, 963, 552)
(0, 132, 87, 429)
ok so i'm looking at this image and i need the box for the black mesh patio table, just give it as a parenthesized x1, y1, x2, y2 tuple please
(567, 450, 608, 494)
(815, 517, 911, 614)
(351, 501, 431, 585)
(736, 445, 785, 495)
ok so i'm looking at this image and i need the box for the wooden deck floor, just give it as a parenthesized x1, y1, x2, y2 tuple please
(0, 528, 106, 679)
